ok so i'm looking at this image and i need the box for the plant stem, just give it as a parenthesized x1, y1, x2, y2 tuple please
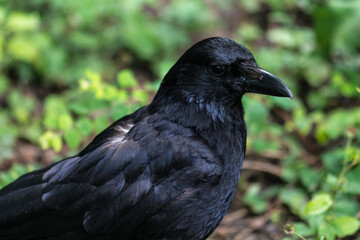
(294, 232, 307, 240)
(333, 154, 359, 198)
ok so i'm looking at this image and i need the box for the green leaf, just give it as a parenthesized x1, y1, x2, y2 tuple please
(343, 165, 360, 194)
(43, 95, 68, 129)
(93, 115, 109, 133)
(58, 114, 74, 131)
(282, 167, 298, 183)
(0, 116, 18, 161)
(7, 36, 39, 63)
(44, 95, 68, 117)
(330, 198, 360, 216)
(39, 131, 62, 152)
(69, 31, 99, 49)
(333, 216, 360, 237)
(239, 0, 260, 12)
(0, 75, 9, 94)
(304, 193, 333, 216)
(115, 89, 128, 103)
(8, 90, 35, 124)
(76, 117, 93, 136)
(318, 221, 337, 240)
(322, 149, 344, 174)
(243, 96, 269, 136)
(23, 120, 42, 143)
(0, 7, 5, 25)
(64, 129, 81, 150)
(0, 34, 3, 61)
(293, 222, 315, 237)
(242, 183, 268, 214)
(103, 85, 118, 100)
(111, 104, 129, 120)
(51, 134, 63, 153)
(325, 173, 337, 187)
(132, 89, 148, 104)
(270, 96, 294, 110)
(267, 28, 296, 48)
(299, 167, 321, 191)
(331, 71, 358, 97)
(39, 131, 51, 150)
(117, 69, 138, 88)
(313, 5, 343, 58)
(68, 94, 107, 115)
(279, 188, 308, 215)
(6, 12, 40, 32)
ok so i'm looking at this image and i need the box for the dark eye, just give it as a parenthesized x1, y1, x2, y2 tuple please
(210, 65, 225, 76)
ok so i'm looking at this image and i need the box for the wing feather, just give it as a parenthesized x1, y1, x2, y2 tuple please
(0, 115, 222, 239)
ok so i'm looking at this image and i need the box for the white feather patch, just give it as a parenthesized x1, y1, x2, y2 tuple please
(112, 123, 134, 143)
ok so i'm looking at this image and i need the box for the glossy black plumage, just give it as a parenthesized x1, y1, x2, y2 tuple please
(0, 37, 292, 240)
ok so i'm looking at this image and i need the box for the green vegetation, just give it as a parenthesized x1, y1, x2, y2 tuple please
(0, 0, 359, 239)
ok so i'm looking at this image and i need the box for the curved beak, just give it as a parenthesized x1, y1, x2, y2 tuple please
(243, 69, 293, 99)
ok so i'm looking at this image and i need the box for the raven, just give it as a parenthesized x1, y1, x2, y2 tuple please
(0, 37, 292, 240)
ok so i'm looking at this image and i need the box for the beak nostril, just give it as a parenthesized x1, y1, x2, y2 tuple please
(236, 69, 293, 99)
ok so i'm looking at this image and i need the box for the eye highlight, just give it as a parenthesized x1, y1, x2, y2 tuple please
(210, 65, 225, 76)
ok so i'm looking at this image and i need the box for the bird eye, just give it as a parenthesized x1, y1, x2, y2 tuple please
(210, 65, 225, 76)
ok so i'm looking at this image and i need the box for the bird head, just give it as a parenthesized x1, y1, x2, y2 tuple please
(155, 37, 293, 103)
(150, 37, 293, 128)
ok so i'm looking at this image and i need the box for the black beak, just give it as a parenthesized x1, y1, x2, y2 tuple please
(243, 69, 293, 99)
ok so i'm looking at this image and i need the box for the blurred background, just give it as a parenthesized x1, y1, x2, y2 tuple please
(0, 0, 359, 239)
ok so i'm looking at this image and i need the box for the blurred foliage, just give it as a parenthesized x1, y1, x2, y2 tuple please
(36, 68, 152, 152)
(0, 0, 360, 239)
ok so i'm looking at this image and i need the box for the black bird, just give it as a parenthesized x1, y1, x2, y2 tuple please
(0, 37, 292, 240)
